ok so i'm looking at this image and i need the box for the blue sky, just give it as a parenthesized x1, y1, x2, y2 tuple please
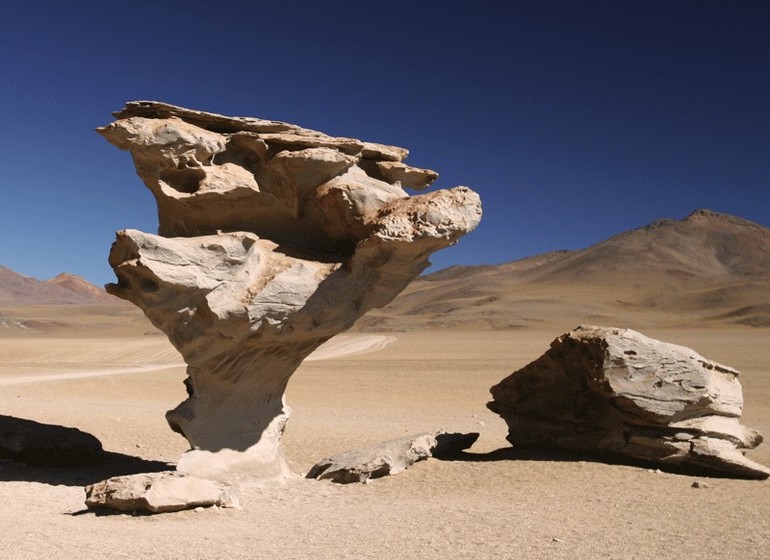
(1, 1, 768, 286)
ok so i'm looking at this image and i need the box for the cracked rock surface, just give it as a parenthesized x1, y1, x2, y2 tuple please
(100, 101, 481, 481)
(488, 325, 769, 478)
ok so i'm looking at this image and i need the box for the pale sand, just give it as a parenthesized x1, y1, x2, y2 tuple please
(0, 334, 394, 385)
(1, 328, 768, 559)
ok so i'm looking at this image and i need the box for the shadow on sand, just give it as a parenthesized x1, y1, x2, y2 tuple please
(1, 414, 174, 486)
(0, 452, 173, 487)
(438, 446, 585, 463)
(436, 446, 752, 479)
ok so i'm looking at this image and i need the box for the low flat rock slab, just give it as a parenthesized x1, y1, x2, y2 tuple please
(85, 472, 239, 513)
(307, 431, 479, 483)
(0, 415, 104, 467)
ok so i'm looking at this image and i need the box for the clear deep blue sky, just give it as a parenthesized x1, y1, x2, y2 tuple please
(1, 1, 768, 286)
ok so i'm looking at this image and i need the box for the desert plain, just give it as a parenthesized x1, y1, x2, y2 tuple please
(0, 295, 768, 559)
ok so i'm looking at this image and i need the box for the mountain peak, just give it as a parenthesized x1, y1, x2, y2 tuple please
(49, 272, 79, 281)
(0, 266, 113, 305)
(686, 208, 725, 220)
(358, 209, 770, 330)
(682, 208, 766, 230)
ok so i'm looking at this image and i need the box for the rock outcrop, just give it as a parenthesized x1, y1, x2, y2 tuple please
(307, 431, 479, 483)
(0, 415, 105, 467)
(100, 101, 481, 481)
(488, 326, 770, 479)
(85, 472, 239, 513)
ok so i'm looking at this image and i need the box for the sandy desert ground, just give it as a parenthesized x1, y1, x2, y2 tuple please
(1, 307, 768, 559)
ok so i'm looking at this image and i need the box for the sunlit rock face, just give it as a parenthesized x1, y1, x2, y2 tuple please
(488, 326, 770, 479)
(100, 101, 482, 481)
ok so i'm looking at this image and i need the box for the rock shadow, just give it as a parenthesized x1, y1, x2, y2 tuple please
(437, 445, 761, 479)
(436, 446, 584, 463)
(0, 452, 173, 487)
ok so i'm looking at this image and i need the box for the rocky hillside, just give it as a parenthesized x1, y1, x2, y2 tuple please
(3, 209, 769, 332)
(357, 209, 770, 330)
(0, 267, 115, 305)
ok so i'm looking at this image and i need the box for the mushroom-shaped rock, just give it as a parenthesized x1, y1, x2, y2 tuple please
(101, 102, 482, 481)
(488, 326, 770, 479)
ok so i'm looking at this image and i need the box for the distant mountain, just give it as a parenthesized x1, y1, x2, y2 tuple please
(3, 209, 769, 332)
(357, 209, 770, 330)
(0, 266, 114, 305)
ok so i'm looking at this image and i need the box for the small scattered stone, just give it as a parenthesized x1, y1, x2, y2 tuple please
(691, 481, 710, 489)
(307, 431, 479, 484)
(85, 471, 237, 514)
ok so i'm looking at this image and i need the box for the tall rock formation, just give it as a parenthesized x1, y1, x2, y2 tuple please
(100, 101, 481, 480)
(488, 326, 769, 478)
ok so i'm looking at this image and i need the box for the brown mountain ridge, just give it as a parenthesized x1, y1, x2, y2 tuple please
(2, 209, 768, 334)
(357, 209, 770, 331)
(0, 268, 126, 335)
(0, 267, 114, 306)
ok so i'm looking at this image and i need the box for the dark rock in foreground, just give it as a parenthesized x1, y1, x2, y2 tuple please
(488, 326, 770, 479)
(0, 415, 105, 467)
(307, 431, 479, 483)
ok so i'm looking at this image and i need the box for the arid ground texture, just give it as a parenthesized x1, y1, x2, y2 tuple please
(1, 210, 768, 559)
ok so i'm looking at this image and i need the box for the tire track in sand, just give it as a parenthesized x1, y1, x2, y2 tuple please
(0, 335, 396, 385)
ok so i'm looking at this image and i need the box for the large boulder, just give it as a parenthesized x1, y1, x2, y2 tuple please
(488, 326, 770, 479)
(0, 415, 104, 467)
(100, 101, 482, 481)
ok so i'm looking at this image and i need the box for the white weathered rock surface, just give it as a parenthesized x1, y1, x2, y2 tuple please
(85, 472, 239, 513)
(307, 431, 479, 483)
(101, 101, 482, 481)
(488, 326, 770, 479)
(97, 101, 455, 251)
